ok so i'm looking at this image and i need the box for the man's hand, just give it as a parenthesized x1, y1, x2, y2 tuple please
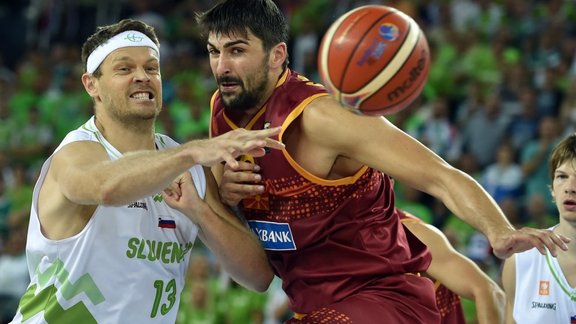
(219, 161, 265, 206)
(163, 171, 207, 223)
(186, 127, 284, 168)
(491, 227, 570, 259)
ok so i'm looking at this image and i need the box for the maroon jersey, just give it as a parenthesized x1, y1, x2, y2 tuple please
(399, 210, 467, 324)
(211, 69, 434, 315)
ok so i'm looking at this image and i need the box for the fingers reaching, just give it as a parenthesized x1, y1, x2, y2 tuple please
(493, 227, 570, 259)
(187, 127, 284, 167)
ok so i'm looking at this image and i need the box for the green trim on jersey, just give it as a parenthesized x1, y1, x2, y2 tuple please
(17, 258, 104, 322)
(546, 250, 576, 301)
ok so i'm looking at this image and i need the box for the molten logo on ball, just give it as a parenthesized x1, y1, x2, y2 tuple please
(387, 49, 428, 102)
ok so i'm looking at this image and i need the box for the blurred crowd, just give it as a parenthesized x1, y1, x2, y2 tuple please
(0, 0, 575, 323)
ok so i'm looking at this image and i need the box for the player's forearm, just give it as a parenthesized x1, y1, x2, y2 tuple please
(89, 148, 194, 205)
(196, 205, 273, 292)
(434, 168, 515, 243)
(474, 284, 506, 324)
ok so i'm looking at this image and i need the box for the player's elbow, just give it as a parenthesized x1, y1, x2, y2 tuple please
(252, 270, 274, 292)
(97, 180, 129, 206)
(59, 177, 122, 206)
(242, 268, 274, 292)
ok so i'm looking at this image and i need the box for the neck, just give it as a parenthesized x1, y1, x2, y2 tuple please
(94, 114, 156, 153)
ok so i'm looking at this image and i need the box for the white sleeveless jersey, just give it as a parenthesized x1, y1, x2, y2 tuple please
(513, 243, 576, 324)
(11, 117, 204, 324)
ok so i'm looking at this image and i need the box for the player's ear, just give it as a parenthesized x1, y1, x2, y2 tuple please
(270, 42, 287, 69)
(81, 73, 99, 97)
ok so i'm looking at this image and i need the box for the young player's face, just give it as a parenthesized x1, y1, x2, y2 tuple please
(552, 159, 576, 221)
(95, 46, 162, 121)
(207, 31, 271, 112)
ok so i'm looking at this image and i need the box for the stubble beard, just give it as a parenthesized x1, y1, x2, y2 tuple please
(221, 61, 270, 112)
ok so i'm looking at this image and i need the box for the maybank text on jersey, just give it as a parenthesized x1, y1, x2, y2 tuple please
(248, 220, 296, 251)
(126, 237, 193, 263)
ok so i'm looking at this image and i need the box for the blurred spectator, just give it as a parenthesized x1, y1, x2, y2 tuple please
(499, 197, 523, 228)
(219, 277, 267, 324)
(559, 77, 576, 136)
(9, 106, 54, 169)
(39, 67, 92, 142)
(534, 66, 565, 117)
(505, 86, 540, 151)
(0, 208, 29, 324)
(8, 50, 50, 127)
(178, 281, 221, 324)
(524, 194, 556, 229)
(495, 62, 530, 108)
(0, 174, 11, 240)
(290, 20, 319, 76)
(481, 143, 524, 204)
(165, 78, 210, 141)
(408, 96, 462, 164)
(178, 251, 224, 324)
(461, 93, 511, 168)
(520, 116, 561, 213)
(455, 80, 486, 128)
(5, 164, 33, 213)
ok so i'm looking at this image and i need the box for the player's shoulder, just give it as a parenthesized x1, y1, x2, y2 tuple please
(303, 95, 354, 124)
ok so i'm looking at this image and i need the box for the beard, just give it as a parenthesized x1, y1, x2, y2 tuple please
(219, 60, 270, 112)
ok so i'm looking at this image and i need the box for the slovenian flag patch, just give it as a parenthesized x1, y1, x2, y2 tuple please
(158, 217, 176, 229)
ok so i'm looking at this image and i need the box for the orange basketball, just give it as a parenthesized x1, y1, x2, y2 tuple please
(317, 5, 430, 116)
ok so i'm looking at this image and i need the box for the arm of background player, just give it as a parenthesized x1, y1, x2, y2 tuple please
(403, 220, 506, 324)
(501, 256, 517, 324)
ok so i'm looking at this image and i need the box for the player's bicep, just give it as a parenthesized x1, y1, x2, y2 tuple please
(304, 97, 451, 195)
(50, 141, 111, 204)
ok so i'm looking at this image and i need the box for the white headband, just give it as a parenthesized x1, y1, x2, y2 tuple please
(86, 30, 159, 74)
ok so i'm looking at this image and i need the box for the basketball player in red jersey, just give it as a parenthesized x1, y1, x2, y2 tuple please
(196, 0, 569, 322)
(398, 209, 505, 324)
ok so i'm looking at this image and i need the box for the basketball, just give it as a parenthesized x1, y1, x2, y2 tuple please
(317, 5, 430, 116)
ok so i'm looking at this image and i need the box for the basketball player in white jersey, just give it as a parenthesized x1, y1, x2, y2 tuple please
(502, 133, 576, 323)
(10, 19, 283, 324)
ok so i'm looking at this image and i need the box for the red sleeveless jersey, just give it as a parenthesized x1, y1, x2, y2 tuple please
(211, 69, 432, 313)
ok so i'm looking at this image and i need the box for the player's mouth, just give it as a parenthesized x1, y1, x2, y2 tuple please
(562, 198, 576, 212)
(218, 76, 242, 93)
(219, 82, 241, 93)
(130, 91, 155, 101)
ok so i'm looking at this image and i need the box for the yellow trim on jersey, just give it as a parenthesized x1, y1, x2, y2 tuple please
(293, 313, 307, 320)
(209, 91, 218, 137)
(276, 68, 290, 88)
(219, 105, 268, 130)
(279, 93, 369, 186)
